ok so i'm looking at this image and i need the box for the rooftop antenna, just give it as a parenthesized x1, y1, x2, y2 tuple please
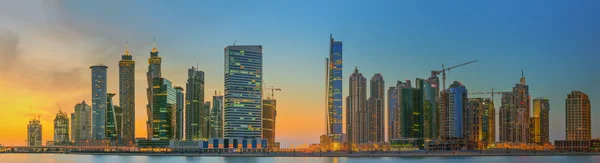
(233, 40, 237, 46)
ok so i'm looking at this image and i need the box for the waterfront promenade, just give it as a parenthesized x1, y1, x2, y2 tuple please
(65, 151, 600, 157)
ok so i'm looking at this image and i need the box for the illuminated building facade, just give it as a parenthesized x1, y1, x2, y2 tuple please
(368, 73, 385, 142)
(119, 43, 135, 146)
(71, 101, 91, 142)
(224, 45, 263, 139)
(387, 86, 397, 142)
(566, 91, 591, 141)
(185, 67, 205, 140)
(174, 86, 184, 140)
(423, 76, 439, 140)
(210, 93, 224, 138)
(106, 93, 121, 143)
(325, 34, 343, 145)
(262, 99, 277, 149)
(466, 98, 494, 149)
(27, 117, 42, 146)
(203, 102, 211, 138)
(499, 73, 530, 143)
(530, 98, 550, 144)
(53, 110, 70, 145)
(90, 64, 108, 140)
(440, 81, 467, 140)
(346, 67, 367, 145)
(152, 78, 176, 140)
(146, 40, 162, 140)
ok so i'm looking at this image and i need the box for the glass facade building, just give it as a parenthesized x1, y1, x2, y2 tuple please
(531, 98, 550, 144)
(90, 64, 108, 140)
(368, 73, 385, 142)
(211, 94, 224, 138)
(146, 42, 162, 140)
(262, 99, 277, 149)
(440, 81, 467, 140)
(175, 86, 184, 140)
(106, 93, 121, 143)
(326, 35, 343, 143)
(387, 87, 397, 142)
(224, 45, 263, 139)
(185, 67, 205, 140)
(152, 78, 176, 140)
(423, 77, 439, 140)
(71, 101, 92, 142)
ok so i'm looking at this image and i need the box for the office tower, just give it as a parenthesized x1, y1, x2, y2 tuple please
(499, 72, 530, 143)
(90, 64, 108, 140)
(325, 34, 343, 144)
(185, 67, 205, 140)
(346, 67, 367, 145)
(387, 86, 397, 142)
(106, 93, 120, 143)
(174, 86, 184, 140)
(397, 79, 423, 139)
(203, 102, 211, 139)
(119, 42, 135, 146)
(146, 39, 162, 140)
(27, 117, 42, 146)
(210, 93, 224, 138)
(566, 91, 591, 140)
(392, 80, 412, 139)
(423, 76, 440, 140)
(530, 98, 550, 144)
(224, 45, 263, 139)
(152, 78, 176, 140)
(263, 99, 277, 149)
(440, 81, 467, 140)
(466, 98, 494, 149)
(368, 73, 385, 142)
(53, 110, 69, 145)
(71, 101, 92, 142)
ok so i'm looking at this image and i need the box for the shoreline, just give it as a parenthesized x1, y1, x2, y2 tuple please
(52, 152, 600, 157)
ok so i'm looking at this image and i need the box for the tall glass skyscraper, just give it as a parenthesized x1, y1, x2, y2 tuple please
(71, 101, 91, 142)
(387, 87, 397, 142)
(326, 34, 343, 144)
(146, 40, 162, 140)
(210, 93, 224, 138)
(119, 43, 135, 146)
(440, 81, 467, 140)
(90, 64, 107, 140)
(185, 67, 205, 140)
(422, 77, 439, 140)
(152, 78, 176, 140)
(224, 45, 263, 139)
(531, 98, 549, 144)
(106, 93, 120, 143)
(174, 86, 184, 140)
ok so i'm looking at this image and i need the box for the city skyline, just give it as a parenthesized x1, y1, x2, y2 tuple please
(1, 0, 599, 148)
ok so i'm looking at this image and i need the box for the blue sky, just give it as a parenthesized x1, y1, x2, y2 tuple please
(1, 0, 598, 146)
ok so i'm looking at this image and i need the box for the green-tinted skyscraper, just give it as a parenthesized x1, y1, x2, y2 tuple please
(152, 78, 176, 140)
(185, 67, 205, 140)
(106, 93, 122, 144)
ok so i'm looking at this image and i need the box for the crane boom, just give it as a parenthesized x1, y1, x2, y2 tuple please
(432, 60, 478, 91)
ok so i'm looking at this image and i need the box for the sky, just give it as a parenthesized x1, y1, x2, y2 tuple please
(0, 0, 599, 148)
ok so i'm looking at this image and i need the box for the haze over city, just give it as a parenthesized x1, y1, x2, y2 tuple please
(1, 0, 599, 149)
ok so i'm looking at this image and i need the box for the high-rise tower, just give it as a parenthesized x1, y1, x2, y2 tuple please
(499, 72, 530, 143)
(325, 34, 343, 146)
(440, 81, 467, 140)
(368, 73, 385, 142)
(566, 91, 591, 141)
(119, 42, 135, 146)
(146, 39, 162, 140)
(263, 99, 277, 149)
(185, 67, 205, 140)
(90, 64, 108, 140)
(224, 45, 263, 139)
(152, 78, 176, 140)
(71, 101, 91, 142)
(346, 67, 367, 145)
(531, 98, 550, 144)
(210, 92, 224, 138)
(174, 86, 184, 140)
(27, 117, 42, 146)
(53, 110, 69, 146)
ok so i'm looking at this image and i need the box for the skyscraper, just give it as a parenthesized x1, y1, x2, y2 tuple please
(565, 91, 591, 141)
(423, 76, 440, 140)
(263, 99, 277, 149)
(346, 67, 367, 145)
(499, 72, 530, 143)
(27, 117, 42, 146)
(203, 102, 211, 139)
(174, 86, 184, 140)
(90, 64, 107, 140)
(119, 42, 135, 146)
(152, 78, 176, 140)
(325, 35, 343, 145)
(71, 101, 91, 142)
(368, 73, 385, 142)
(387, 86, 397, 142)
(224, 45, 263, 139)
(106, 93, 120, 143)
(531, 98, 550, 144)
(53, 110, 69, 146)
(393, 80, 412, 140)
(466, 98, 494, 149)
(185, 67, 205, 140)
(440, 81, 467, 140)
(146, 39, 162, 140)
(210, 93, 224, 138)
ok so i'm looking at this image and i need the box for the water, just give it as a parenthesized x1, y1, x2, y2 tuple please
(1, 154, 600, 163)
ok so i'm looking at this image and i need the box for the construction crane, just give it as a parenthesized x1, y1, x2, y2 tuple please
(432, 60, 478, 91)
(265, 86, 282, 99)
(468, 88, 511, 102)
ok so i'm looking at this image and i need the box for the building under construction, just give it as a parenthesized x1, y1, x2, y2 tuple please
(27, 117, 42, 146)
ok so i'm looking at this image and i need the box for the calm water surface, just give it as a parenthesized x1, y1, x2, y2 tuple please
(1, 154, 600, 163)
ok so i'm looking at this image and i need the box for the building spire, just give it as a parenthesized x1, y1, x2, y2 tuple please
(124, 40, 130, 56)
(152, 37, 157, 53)
(520, 69, 526, 85)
